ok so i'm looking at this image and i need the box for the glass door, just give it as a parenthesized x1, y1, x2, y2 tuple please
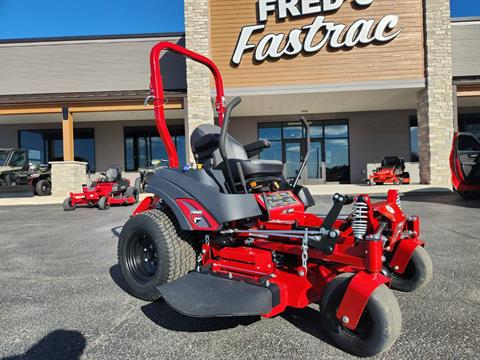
(284, 140, 302, 180)
(307, 140, 324, 181)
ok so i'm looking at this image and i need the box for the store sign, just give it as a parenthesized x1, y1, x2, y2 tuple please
(231, 0, 403, 65)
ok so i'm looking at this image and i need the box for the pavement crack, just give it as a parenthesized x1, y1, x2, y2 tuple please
(86, 300, 137, 350)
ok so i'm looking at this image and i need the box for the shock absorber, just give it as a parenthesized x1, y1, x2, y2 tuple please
(351, 198, 369, 241)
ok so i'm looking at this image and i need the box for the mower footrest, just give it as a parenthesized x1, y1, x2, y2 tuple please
(158, 272, 274, 317)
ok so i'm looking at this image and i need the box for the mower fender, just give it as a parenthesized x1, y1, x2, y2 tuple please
(133, 196, 158, 216)
(144, 185, 194, 231)
(389, 239, 423, 275)
(336, 271, 390, 331)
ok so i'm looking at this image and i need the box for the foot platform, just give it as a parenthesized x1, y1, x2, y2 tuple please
(158, 271, 278, 317)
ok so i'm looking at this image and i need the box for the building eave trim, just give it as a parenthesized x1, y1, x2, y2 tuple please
(218, 79, 426, 97)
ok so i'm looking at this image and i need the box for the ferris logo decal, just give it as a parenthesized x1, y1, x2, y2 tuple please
(231, 0, 403, 65)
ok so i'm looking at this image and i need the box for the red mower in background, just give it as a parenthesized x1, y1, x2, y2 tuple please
(450, 132, 480, 199)
(368, 156, 411, 185)
(117, 43, 432, 357)
(63, 165, 139, 211)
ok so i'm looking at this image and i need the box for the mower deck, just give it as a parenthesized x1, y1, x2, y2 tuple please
(158, 271, 277, 317)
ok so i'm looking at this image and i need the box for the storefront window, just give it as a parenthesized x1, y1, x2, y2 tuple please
(459, 113, 480, 138)
(124, 126, 185, 171)
(19, 129, 95, 171)
(258, 120, 350, 183)
(410, 117, 419, 162)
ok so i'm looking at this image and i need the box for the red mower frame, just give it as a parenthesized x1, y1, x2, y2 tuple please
(368, 157, 411, 185)
(64, 167, 138, 210)
(119, 42, 432, 357)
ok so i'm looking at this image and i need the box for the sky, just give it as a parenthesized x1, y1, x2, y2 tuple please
(0, 0, 184, 40)
(0, 0, 477, 40)
(451, 0, 480, 17)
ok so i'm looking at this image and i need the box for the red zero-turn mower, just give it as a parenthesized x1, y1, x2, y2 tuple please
(117, 43, 433, 357)
(63, 165, 139, 211)
(450, 132, 480, 199)
(368, 156, 410, 185)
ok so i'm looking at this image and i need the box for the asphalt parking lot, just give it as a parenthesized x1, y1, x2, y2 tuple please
(0, 192, 479, 360)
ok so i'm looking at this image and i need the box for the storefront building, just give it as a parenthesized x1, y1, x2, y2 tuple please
(0, 0, 479, 192)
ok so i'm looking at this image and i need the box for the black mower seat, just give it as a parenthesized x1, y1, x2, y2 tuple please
(191, 124, 283, 181)
(223, 159, 284, 180)
(103, 165, 123, 182)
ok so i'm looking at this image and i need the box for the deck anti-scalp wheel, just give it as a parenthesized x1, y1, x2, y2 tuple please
(320, 274, 402, 357)
(117, 209, 196, 301)
(389, 246, 433, 292)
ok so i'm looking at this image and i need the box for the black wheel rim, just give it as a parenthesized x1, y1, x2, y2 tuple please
(125, 231, 158, 284)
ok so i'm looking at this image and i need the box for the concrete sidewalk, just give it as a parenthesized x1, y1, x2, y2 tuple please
(0, 184, 451, 207)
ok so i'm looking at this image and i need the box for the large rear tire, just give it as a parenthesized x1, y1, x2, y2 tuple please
(117, 209, 196, 301)
(320, 274, 402, 357)
(35, 179, 51, 196)
(389, 246, 433, 292)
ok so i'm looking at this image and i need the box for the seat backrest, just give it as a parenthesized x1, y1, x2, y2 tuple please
(191, 124, 248, 167)
(382, 156, 400, 168)
(105, 165, 122, 181)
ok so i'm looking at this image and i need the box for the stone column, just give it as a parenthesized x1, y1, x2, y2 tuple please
(184, 0, 215, 163)
(50, 161, 88, 197)
(416, 0, 454, 185)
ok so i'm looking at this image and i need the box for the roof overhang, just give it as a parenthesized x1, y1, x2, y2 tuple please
(217, 79, 425, 117)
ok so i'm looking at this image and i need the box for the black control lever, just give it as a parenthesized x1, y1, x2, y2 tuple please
(322, 193, 350, 230)
(308, 193, 350, 254)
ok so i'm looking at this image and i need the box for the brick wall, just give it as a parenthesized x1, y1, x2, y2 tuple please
(417, 0, 454, 185)
(184, 0, 214, 163)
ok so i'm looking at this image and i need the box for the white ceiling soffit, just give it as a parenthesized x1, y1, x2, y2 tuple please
(224, 88, 421, 117)
(458, 96, 480, 108)
(0, 109, 184, 125)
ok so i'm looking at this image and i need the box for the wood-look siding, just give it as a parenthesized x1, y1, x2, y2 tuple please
(210, 0, 425, 88)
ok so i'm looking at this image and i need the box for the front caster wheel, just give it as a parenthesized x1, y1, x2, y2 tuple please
(389, 246, 433, 292)
(117, 209, 196, 301)
(320, 274, 402, 357)
(63, 197, 76, 211)
(98, 196, 110, 210)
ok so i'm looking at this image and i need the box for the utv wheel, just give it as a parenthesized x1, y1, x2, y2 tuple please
(125, 186, 139, 204)
(98, 196, 110, 210)
(117, 209, 196, 301)
(135, 177, 143, 193)
(63, 197, 76, 211)
(35, 179, 51, 196)
(320, 274, 402, 358)
(389, 246, 433, 292)
(0, 179, 7, 186)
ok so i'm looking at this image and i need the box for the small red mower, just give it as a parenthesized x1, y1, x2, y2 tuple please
(450, 132, 480, 199)
(368, 156, 410, 185)
(117, 43, 432, 357)
(63, 165, 139, 211)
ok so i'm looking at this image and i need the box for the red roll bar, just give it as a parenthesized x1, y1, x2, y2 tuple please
(149, 42, 226, 168)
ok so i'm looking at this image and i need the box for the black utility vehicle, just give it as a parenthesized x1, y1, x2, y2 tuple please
(0, 148, 52, 196)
